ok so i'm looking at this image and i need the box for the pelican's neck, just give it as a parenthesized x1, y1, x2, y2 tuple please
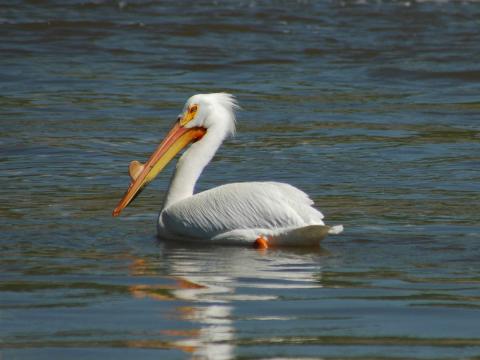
(163, 127, 224, 209)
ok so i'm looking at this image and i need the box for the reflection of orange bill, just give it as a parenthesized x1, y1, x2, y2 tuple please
(113, 121, 206, 216)
(125, 338, 197, 353)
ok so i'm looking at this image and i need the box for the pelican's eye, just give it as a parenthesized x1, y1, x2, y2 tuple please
(180, 104, 198, 126)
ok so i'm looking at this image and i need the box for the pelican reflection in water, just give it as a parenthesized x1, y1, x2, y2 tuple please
(128, 245, 327, 359)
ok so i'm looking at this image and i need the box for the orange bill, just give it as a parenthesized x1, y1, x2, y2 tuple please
(112, 121, 206, 216)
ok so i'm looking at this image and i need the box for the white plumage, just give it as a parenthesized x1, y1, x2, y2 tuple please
(114, 93, 343, 246)
(159, 181, 326, 242)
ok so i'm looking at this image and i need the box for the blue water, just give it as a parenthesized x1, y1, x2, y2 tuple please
(1, 1, 480, 359)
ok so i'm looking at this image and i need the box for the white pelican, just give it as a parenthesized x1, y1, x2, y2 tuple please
(113, 93, 343, 248)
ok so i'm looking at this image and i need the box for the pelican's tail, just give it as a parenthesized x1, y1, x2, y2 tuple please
(328, 225, 344, 235)
(272, 224, 343, 247)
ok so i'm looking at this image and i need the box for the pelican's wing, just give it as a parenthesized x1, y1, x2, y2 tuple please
(160, 181, 324, 239)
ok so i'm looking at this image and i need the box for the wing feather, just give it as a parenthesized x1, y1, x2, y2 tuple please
(160, 182, 324, 239)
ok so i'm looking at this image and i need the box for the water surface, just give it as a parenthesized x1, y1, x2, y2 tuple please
(1, 0, 480, 359)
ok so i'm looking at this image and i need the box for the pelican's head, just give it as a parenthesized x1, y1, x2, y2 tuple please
(180, 93, 238, 136)
(112, 93, 239, 216)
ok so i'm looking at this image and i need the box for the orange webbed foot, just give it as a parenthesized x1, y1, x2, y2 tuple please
(253, 235, 270, 249)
